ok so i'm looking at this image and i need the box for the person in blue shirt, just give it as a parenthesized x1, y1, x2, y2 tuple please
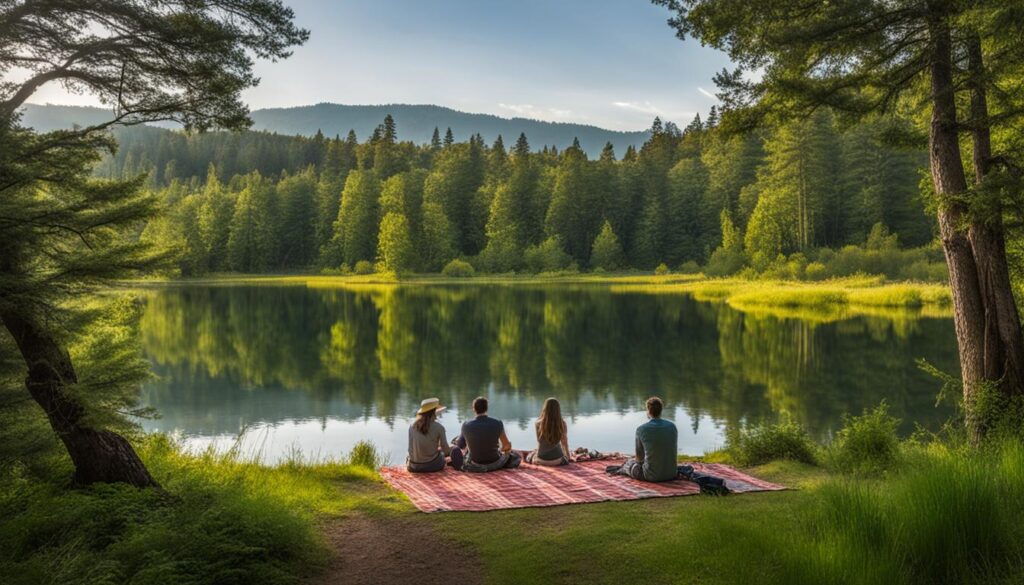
(606, 397, 678, 482)
(451, 396, 522, 472)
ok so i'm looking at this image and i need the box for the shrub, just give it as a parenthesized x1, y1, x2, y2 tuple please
(524, 237, 572, 273)
(654, 263, 669, 275)
(827, 402, 901, 473)
(677, 260, 701, 274)
(705, 246, 747, 277)
(346, 441, 386, 469)
(728, 420, 817, 466)
(353, 260, 374, 275)
(441, 259, 475, 278)
(805, 261, 827, 281)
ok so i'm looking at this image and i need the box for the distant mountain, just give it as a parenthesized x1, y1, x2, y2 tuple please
(21, 103, 650, 158)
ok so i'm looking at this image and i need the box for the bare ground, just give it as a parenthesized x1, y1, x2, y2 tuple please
(311, 514, 482, 585)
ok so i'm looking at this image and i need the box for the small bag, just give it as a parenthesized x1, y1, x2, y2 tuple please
(678, 465, 731, 496)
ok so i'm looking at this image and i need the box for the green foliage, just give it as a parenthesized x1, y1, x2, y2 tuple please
(376, 212, 415, 274)
(0, 435, 387, 585)
(773, 442, 1024, 585)
(826, 403, 901, 473)
(441, 259, 476, 278)
(677, 260, 701, 274)
(345, 441, 386, 469)
(524, 237, 573, 273)
(117, 106, 935, 278)
(590, 220, 625, 271)
(655, 263, 670, 275)
(727, 420, 817, 467)
(353, 260, 374, 275)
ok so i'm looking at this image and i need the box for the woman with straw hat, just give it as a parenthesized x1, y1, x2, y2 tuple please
(407, 398, 463, 472)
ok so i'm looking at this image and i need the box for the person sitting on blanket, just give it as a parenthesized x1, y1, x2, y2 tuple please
(451, 396, 522, 472)
(605, 396, 678, 482)
(407, 398, 464, 473)
(525, 397, 572, 466)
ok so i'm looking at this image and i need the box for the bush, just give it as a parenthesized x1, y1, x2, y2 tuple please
(524, 237, 573, 273)
(805, 261, 827, 281)
(827, 403, 901, 473)
(353, 260, 374, 275)
(0, 435, 372, 585)
(677, 260, 701, 274)
(346, 440, 386, 469)
(654, 263, 669, 275)
(728, 420, 817, 466)
(705, 246, 747, 277)
(441, 259, 475, 278)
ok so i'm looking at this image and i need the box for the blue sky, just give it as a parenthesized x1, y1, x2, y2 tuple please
(28, 0, 733, 131)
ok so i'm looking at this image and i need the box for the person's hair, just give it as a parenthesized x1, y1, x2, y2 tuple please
(472, 396, 488, 415)
(414, 407, 436, 434)
(646, 396, 664, 418)
(536, 397, 565, 445)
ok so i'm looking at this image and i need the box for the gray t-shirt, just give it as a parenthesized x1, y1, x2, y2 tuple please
(408, 420, 450, 464)
(535, 420, 566, 460)
(636, 417, 678, 482)
(461, 415, 504, 464)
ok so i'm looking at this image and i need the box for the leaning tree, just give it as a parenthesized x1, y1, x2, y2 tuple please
(653, 0, 1024, 440)
(0, 0, 307, 486)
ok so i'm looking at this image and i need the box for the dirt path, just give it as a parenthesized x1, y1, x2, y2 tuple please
(311, 514, 482, 585)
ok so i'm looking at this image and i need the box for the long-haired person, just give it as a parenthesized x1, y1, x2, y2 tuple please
(526, 397, 571, 466)
(407, 398, 463, 472)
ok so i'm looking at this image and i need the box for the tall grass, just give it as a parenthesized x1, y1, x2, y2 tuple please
(0, 435, 388, 585)
(772, 442, 1024, 585)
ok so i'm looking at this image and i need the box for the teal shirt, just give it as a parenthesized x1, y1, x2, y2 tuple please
(636, 417, 678, 482)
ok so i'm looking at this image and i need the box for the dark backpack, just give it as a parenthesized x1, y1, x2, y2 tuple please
(678, 465, 730, 496)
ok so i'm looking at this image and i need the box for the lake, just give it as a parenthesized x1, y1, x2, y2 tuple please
(138, 283, 959, 464)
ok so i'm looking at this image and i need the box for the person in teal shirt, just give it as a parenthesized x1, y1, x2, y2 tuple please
(607, 397, 678, 482)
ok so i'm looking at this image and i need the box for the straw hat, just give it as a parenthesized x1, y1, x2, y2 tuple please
(416, 397, 446, 415)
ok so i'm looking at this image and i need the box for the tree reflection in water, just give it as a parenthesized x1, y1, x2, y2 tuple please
(138, 284, 958, 458)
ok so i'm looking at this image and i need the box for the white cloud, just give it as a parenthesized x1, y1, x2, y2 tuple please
(497, 103, 577, 122)
(611, 100, 662, 115)
(697, 87, 717, 100)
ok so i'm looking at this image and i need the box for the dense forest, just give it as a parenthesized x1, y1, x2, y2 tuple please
(117, 109, 944, 278)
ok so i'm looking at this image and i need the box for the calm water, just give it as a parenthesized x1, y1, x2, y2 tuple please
(138, 284, 959, 463)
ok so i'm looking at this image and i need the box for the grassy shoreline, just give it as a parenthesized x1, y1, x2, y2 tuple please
(6, 431, 1024, 585)
(126, 272, 952, 313)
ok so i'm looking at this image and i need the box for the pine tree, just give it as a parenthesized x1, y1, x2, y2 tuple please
(431, 127, 442, 150)
(419, 199, 456, 271)
(590, 220, 625, 271)
(443, 127, 454, 148)
(227, 173, 275, 272)
(275, 167, 318, 267)
(514, 133, 530, 158)
(197, 164, 234, 272)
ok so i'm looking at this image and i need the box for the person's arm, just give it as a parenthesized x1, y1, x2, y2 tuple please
(561, 421, 571, 461)
(635, 431, 645, 464)
(438, 425, 451, 456)
(499, 429, 512, 453)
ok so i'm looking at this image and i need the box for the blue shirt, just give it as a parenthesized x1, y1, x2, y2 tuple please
(461, 415, 505, 464)
(636, 417, 678, 482)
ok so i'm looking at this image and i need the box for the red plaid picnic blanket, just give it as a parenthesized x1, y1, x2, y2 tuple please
(378, 460, 786, 513)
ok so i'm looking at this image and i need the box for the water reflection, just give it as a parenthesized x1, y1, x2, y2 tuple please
(139, 284, 958, 462)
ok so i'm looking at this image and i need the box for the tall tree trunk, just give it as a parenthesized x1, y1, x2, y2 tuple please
(964, 35, 1024, 410)
(1, 309, 158, 487)
(927, 13, 989, 439)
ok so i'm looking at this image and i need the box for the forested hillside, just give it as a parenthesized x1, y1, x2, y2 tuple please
(21, 103, 649, 158)
(131, 109, 942, 278)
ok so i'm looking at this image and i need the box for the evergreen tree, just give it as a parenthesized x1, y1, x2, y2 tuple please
(197, 164, 234, 272)
(419, 199, 456, 271)
(431, 127, 442, 150)
(275, 167, 318, 267)
(590, 220, 625, 270)
(227, 173, 275, 272)
(333, 170, 381, 265)
(443, 127, 455, 148)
